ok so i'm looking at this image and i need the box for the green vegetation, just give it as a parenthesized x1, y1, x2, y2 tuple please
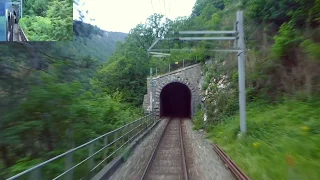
(94, 13, 205, 106)
(53, 20, 127, 62)
(19, 0, 73, 41)
(0, 21, 128, 178)
(0, 44, 141, 178)
(188, 0, 320, 179)
(208, 96, 320, 179)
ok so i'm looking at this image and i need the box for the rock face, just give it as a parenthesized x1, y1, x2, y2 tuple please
(143, 63, 203, 117)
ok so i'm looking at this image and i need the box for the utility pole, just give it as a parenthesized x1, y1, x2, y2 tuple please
(237, 11, 246, 133)
(20, 0, 22, 18)
(149, 68, 153, 113)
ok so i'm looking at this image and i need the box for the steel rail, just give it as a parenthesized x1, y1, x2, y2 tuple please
(140, 118, 189, 180)
(213, 144, 250, 180)
(140, 119, 171, 180)
(19, 26, 28, 41)
(179, 119, 189, 180)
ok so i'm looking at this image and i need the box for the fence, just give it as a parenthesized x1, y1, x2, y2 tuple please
(19, 26, 28, 41)
(154, 58, 200, 77)
(7, 113, 158, 180)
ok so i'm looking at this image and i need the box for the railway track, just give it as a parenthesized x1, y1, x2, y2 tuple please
(140, 118, 188, 180)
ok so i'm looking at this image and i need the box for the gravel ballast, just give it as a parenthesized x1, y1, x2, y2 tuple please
(182, 119, 234, 180)
(108, 118, 234, 180)
(108, 118, 169, 180)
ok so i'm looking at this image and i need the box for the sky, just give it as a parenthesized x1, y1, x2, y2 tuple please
(73, 0, 196, 33)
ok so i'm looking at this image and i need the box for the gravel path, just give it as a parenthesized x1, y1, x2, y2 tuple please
(182, 119, 234, 180)
(108, 118, 169, 180)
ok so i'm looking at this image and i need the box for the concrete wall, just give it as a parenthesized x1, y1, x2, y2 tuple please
(143, 63, 203, 117)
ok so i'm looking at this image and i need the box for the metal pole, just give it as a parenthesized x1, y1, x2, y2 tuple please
(234, 22, 237, 48)
(88, 143, 94, 171)
(237, 11, 246, 133)
(183, 59, 185, 68)
(168, 63, 170, 72)
(65, 153, 73, 180)
(150, 68, 152, 111)
(178, 30, 237, 35)
(155, 68, 158, 76)
(9, 15, 13, 41)
(20, 0, 22, 18)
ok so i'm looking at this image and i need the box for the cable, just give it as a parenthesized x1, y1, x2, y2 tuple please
(150, 0, 154, 14)
(163, 0, 166, 17)
(158, 0, 161, 14)
(162, 0, 170, 52)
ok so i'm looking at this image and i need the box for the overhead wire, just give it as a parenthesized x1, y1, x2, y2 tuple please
(158, 0, 161, 14)
(161, 0, 171, 55)
(150, 0, 155, 14)
(163, 0, 166, 17)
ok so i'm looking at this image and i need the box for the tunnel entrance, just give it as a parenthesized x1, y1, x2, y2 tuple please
(160, 82, 191, 118)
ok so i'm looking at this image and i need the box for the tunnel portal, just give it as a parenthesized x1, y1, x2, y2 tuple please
(160, 82, 191, 118)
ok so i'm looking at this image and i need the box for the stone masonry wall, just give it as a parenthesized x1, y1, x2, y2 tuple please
(143, 63, 203, 117)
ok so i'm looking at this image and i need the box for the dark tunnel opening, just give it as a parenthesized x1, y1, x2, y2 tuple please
(160, 82, 191, 118)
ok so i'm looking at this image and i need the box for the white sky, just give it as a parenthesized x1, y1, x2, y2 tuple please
(73, 0, 196, 33)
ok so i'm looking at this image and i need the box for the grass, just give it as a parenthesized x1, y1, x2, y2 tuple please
(208, 96, 320, 180)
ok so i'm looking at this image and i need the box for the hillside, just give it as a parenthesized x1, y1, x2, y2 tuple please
(52, 20, 128, 62)
(0, 20, 130, 179)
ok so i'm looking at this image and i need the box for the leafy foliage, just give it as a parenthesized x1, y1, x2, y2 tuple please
(94, 14, 173, 106)
(19, 0, 73, 41)
(0, 26, 131, 179)
(242, 0, 320, 27)
(209, 97, 320, 180)
(271, 22, 302, 59)
(300, 39, 320, 62)
(188, 0, 320, 179)
(26, 20, 127, 63)
(192, 0, 320, 126)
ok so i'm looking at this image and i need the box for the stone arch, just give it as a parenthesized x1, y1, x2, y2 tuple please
(153, 77, 197, 117)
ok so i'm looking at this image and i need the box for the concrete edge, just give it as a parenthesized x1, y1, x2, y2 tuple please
(91, 119, 163, 180)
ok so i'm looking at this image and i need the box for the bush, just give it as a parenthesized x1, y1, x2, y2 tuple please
(209, 96, 320, 179)
(193, 110, 204, 130)
(271, 22, 302, 59)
